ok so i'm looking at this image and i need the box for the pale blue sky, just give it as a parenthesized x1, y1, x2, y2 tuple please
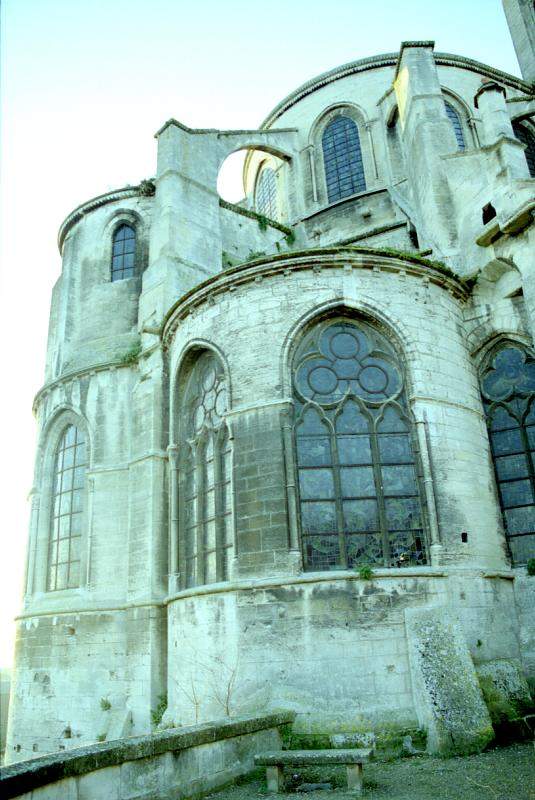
(0, 0, 522, 665)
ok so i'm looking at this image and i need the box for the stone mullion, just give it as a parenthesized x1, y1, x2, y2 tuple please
(414, 414, 441, 561)
(331, 423, 347, 569)
(194, 440, 205, 586)
(370, 421, 390, 567)
(213, 428, 225, 582)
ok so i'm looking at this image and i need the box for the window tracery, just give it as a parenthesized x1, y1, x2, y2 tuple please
(480, 344, 535, 565)
(322, 116, 366, 203)
(180, 352, 232, 588)
(48, 425, 87, 591)
(292, 319, 427, 571)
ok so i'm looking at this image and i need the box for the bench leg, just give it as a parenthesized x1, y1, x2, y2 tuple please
(346, 763, 363, 795)
(266, 765, 284, 793)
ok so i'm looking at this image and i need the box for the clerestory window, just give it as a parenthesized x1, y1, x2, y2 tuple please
(512, 121, 535, 178)
(111, 224, 136, 281)
(322, 116, 366, 203)
(292, 318, 427, 571)
(480, 344, 535, 565)
(179, 352, 233, 588)
(48, 425, 87, 590)
(444, 102, 466, 151)
(255, 167, 278, 220)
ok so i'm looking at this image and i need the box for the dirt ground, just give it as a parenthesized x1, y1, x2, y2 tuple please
(208, 743, 535, 800)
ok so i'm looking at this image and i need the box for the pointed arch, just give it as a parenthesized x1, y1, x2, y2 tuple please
(175, 348, 234, 588)
(479, 340, 535, 565)
(291, 315, 428, 570)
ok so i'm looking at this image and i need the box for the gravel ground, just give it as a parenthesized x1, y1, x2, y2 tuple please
(208, 743, 535, 800)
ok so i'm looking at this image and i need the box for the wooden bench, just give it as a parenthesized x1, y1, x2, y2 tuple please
(254, 748, 373, 795)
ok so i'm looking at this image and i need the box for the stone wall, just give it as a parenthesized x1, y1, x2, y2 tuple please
(0, 712, 293, 800)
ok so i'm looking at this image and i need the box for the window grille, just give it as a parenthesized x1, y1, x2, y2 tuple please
(322, 116, 366, 203)
(255, 167, 278, 220)
(111, 224, 136, 281)
(513, 122, 535, 178)
(180, 352, 232, 588)
(48, 425, 87, 590)
(481, 345, 535, 565)
(444, 102, 466, 151)
(292, 319, 427, 571)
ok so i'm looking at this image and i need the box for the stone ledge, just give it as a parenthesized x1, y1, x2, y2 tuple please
(0, 712, 294, 799)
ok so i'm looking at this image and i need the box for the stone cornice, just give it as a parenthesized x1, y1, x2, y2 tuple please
(33, 359, 133, 414)
(258, 52, 532, 130)
(57, 180, 155, 253)
(162, 247, 469, 351)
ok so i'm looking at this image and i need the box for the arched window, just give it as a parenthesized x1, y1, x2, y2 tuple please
(48, 425, 87, 590)
(512, 121, 535, 178)
(480, 344, 535, 565)
(111, 224, 136, 281)
(322, 116, 366, 203)
(444, 102, 466, 151)
(255, 167, 278, 220)
(292, 318, 427, 571)
(180, 352, 232, 588)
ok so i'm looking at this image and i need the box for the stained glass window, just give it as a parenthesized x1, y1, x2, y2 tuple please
(293, 319, 427, 571)
(481, 345, 535, 565)
(513, 122, 535, 178)
(48, 425, 87, 591)
(180, 352, 232, 588)
(322, 116, 366, 203)
(255, 167, 278, 220)
(111, 224, 136, 282)
(444, 102, 466, 151)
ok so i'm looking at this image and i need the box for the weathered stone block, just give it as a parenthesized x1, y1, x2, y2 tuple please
(405, 605, 494, 755)
(477, 658, 533, 724)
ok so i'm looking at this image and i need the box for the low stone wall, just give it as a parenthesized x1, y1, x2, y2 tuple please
(0, 712, 293, 800)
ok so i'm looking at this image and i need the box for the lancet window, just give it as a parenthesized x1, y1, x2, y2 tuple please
(480, 344, 535, 565)
(48, 425, 87, 591)
(444, 102, 466, 151)
(179, 352, 233, 588)
(322, 116, 366, 203)
(255, 167, 278, 220)
(292, 318, 427, 571)
(111, 224, 136, 281)
(513, 121, 535, 178)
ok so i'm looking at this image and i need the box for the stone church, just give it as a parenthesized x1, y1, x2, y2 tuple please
(6, 0, 535, 764)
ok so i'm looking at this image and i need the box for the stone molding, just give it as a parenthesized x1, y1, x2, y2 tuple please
(162, 248, 469, 351)
(33, 359, 137, 414)
(165, 567, 449, 605)
(57, 182, 155, 253)
(258, 52, 533, 130)
(0, 712, 294, 799)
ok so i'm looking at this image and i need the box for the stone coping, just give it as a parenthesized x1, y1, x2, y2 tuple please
(0, 712, 294, 799)
(162, 246, 468, 350)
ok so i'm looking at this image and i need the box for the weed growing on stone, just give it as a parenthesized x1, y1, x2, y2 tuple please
(151, 694, 168, 727)
(120, 342, 142, 365)
(527, 558, 535, 576)
(357, 565, 375, 580)
(100, 698, 111, 711)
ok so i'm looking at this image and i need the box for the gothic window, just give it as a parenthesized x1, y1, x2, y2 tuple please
(180, 352, 232, 588)
(48, 425, 87, 591)
(512, 121, 535, 178)
(111, 224, 136, 281)
(322, 116, 366, 203)
(444, 102, 466, 151)
(480, 344, 535, 565)
(292, 319, 427, 571)
(255, 167, 278, 220)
